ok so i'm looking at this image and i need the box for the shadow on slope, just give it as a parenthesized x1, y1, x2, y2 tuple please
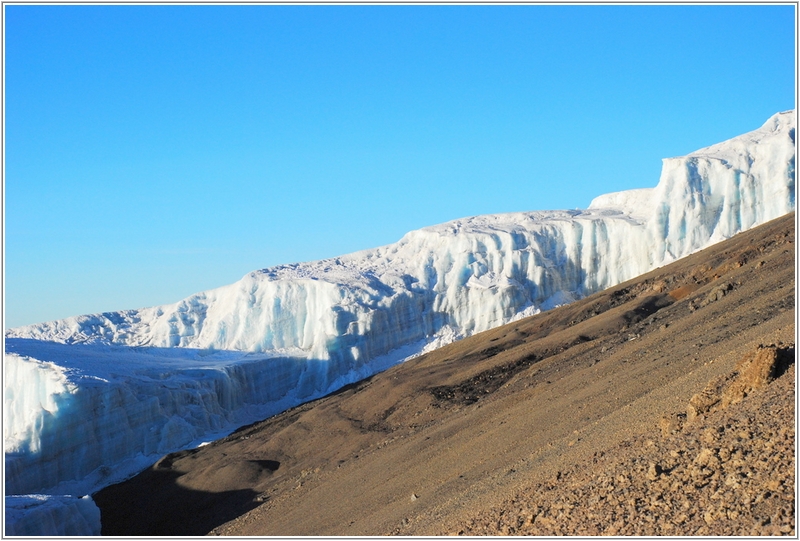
(94, 450, 279, 536)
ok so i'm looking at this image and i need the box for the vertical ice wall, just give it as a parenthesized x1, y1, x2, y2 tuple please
(5, 495, 101, 536)
(646, 110, 795, 263)
(9, 112, 792, 359)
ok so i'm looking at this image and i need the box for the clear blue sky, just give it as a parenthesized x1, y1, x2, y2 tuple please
(4, 4, 796, 329)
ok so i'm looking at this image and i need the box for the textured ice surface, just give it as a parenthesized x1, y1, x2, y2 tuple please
(5, 494, 101, 536)
(4, 339, 411, 497)
(4, 111, 795, 535)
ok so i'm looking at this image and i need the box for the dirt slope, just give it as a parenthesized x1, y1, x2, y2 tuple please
(94, 212, 795, 536)
(456, 348, 795, 536)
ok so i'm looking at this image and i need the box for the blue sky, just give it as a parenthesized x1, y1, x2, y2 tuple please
(4, 4, 796, 329)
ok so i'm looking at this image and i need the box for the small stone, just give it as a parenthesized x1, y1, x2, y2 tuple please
(694, 448, 719, 468)
(701, 428, 720, 444)
(410, 493, 418, 501)
(647, 463, 663, 481)
(724, 474, 741, 487)
(765, 479, 782, 491)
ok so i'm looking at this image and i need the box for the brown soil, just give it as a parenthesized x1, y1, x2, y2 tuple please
(455, 348, 795, 536)
(93, 212, 795, 536)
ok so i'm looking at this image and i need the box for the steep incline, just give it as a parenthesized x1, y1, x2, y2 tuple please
(3, 112, 795, 535)
(96, 212, 795, 536)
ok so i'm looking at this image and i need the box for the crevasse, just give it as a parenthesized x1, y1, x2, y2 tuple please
(4, 111, 795, 535)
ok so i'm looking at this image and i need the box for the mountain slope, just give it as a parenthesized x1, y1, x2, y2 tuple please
(95, 211, 795, 536)
(4, 112, 795, 536)
(457, 354, 794, 536)
(4, 112, 795, 502)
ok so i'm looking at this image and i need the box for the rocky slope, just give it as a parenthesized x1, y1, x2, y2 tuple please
(454, 347, 795, 536)
(94, 212, 795, 536)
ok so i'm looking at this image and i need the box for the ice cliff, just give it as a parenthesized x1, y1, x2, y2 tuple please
(5, 495, 101, 536)
(4, 110, 795, 535)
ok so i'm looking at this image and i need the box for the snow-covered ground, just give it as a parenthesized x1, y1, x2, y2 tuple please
(4, 110, 795, 536)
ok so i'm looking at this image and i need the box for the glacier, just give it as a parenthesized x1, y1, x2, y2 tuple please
(4, 110, 795, 535)
(5, 495, 101, 536)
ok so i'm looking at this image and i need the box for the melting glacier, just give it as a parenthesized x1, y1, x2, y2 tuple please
(4, 110, 796, 535)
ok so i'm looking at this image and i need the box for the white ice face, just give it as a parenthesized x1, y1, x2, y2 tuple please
(4, 495, 101, 536)
(4, 111, 796, 535)
(9, 112, 794, 357)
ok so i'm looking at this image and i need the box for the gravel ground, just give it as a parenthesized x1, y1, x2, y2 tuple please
(454, 350, 795, 536)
